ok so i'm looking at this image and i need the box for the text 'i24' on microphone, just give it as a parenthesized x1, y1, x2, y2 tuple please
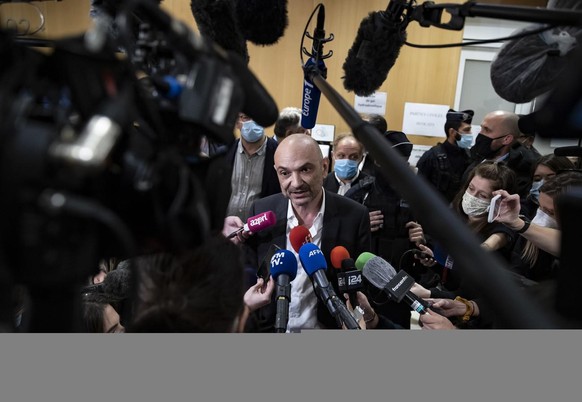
(298, 243, 360, 329)
(362, 255, 431, 315)
(330, 246, 361, 309)
(300, 3, 334, 130)
(342, 0, 410, 97)
(270, 248, 298, 333)
(226, 210, 276, 239)
(289, 224, 312, 253)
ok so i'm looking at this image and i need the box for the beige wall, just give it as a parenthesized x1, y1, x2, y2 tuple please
(1, 0, 542, 146)
(244, 0, 466, 147)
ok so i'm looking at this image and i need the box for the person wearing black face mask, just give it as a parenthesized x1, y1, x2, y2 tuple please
(463, 110, 538, 200)
(417, 109, 474, 203)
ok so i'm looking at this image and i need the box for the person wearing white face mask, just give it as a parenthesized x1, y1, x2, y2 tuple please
(407, 161, 518, 328)
(417, 109, 475, 203)
(504, 172, 581, 282)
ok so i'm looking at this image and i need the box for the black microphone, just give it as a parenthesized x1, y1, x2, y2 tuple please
(235, 0, 289, 46)
(191, 0, 249, 63)
(301, 4, 331, 130)
(269, 249, 298, 333)
(329, 246, 360, 309)
(298, 243, 360, 330)
(341, 258, 363, 309)
(362, 255, 432, 315)
(342, 0, 410, 97)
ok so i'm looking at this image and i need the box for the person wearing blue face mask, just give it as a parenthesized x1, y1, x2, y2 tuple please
(323, 133, 368, 197)
(521, 154, 575, 219)
(417, 109, 475, 203)
(224, 113, 280, 222)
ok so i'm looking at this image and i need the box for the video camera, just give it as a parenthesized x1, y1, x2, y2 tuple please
(0, 0, 277, 331)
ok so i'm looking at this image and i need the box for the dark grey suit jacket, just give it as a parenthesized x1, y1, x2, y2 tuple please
(243, 190, 371, 331)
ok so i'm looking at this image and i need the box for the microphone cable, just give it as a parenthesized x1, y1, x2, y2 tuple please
(404, 23, 558, 49)
(299, 3, 334, 78)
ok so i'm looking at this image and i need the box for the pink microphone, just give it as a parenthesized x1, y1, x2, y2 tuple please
(226, 211, 277, 239)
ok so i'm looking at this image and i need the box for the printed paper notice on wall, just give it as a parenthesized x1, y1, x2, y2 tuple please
(354, 92, 387, 116)
(402, 103, 449, 137)
(311, 124, 335, 142)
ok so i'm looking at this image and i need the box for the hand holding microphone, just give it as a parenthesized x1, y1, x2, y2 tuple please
(298, 242, 360, 329)
(360, 253, 441, 316)
(225, 210, 277, 242)
(342, 291, 379, 329)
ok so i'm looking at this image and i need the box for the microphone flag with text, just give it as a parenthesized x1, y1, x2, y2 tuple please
(362, 255, 431, 315)
(226, 210, 276, 239)
(300, 3, 334, 129)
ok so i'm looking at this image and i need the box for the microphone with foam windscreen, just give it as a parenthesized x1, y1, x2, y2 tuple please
(362, 255, 431, 315)
(289, 225, 312, 253)
(300, 4, 332, 129)
(191, 0, 249, 63)
(235, 0, 289, 46)
(489, 0, 582, 104)
(298, 243, 360, 329)
(226, 210, 276, 239)
(269, 248, 297, 333)
(342, 0, 410, 97)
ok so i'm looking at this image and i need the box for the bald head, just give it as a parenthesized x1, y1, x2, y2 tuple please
(478, 110, 521, 158)
(276, 134, 324, 165)
(274, 134, 328, 211)
(485, 111, 520, 139)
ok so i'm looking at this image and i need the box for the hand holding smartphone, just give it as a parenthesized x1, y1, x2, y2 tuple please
(257, 244, 281, 283)
(487, 194, 501, 223)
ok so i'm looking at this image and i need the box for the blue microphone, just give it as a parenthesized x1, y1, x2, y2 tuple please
(300, 4, 332, 130)
(270, 249, 298, 333)
(301, 58, 323, 129)
(298, 243, 360, 329)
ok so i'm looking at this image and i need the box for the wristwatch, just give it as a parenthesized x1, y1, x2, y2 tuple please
(515, 215, 531, 234)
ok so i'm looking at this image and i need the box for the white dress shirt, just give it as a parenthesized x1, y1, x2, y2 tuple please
(285, 190, 326, 332)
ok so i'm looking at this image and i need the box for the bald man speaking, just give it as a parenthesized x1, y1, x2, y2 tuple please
(243, 134, 371, 332)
